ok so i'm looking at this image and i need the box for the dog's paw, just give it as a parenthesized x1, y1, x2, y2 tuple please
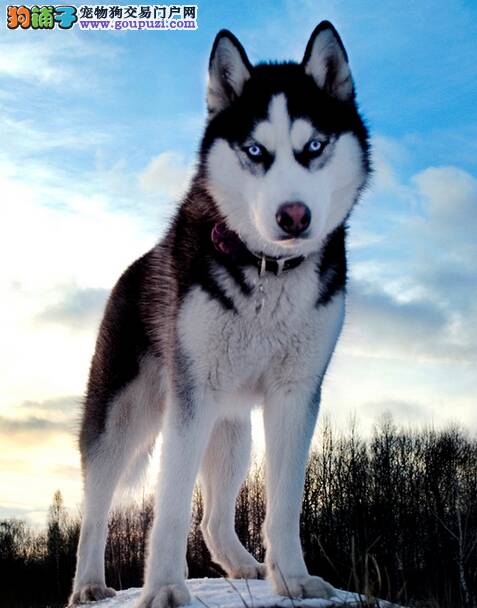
(271, 574, 335, 599)
(136, 583, 191, 608)
(227, 562, 267, 580)
(68, 584, 116, 605)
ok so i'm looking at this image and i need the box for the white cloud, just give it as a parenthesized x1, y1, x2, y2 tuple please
(37, 286, 109, 329)
(0, 151, 160, 409)
(0, 31, 120, 90)
(368, 134, 412, 196)
(0, 39, 67, 85)
(343, 280, 475, 364)
(138, 151, 193, 200)
(0, 113, 110, 160)
(0, 90, 197, 412)
(323, 137, 477, 435)
(412, 166, 477, 244)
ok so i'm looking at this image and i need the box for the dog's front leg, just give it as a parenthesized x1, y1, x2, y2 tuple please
(263, 383, 334, 600)
(137, 388, 216, 608)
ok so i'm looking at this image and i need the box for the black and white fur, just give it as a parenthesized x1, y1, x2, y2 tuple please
(69, 21, 370, 608)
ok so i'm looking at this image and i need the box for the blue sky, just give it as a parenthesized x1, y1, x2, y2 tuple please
(1, 0, 476, 525)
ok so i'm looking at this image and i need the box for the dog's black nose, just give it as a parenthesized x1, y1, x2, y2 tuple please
(276, 202, 311, 236)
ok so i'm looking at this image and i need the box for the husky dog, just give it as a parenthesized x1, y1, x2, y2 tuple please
(69, 21, 370, 608)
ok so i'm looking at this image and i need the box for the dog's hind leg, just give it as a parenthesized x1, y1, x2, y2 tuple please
(69, 357, 163, 606)
(199, 416, 266, 579)
(68, 437, 125, 605)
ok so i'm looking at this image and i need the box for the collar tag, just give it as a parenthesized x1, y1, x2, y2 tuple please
(275, 258, 285, 275)
(259, 254, 267, 277)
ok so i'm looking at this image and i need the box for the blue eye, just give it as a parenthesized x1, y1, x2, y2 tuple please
(244, 144, 264, 160)
(307, 139, 323, 154)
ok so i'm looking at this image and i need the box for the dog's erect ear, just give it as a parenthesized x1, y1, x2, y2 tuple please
(302, 21, 354, 102)
(207, 30, 252, 118)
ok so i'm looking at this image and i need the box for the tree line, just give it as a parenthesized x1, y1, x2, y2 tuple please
(1, 417, 476, 608)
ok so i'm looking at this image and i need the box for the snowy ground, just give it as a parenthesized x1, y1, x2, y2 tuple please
(87, 578, 400, 608)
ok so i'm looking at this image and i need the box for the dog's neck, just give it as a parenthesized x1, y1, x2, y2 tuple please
(211, 222, 305, 277)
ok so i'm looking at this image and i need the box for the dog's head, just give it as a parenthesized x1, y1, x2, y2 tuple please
(201, 21, 370, 258)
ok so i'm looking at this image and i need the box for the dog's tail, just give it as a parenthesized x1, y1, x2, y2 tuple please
(116, 443, 155, 496)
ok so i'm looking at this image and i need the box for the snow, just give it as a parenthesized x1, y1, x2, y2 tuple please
(88, 578, 399, 608)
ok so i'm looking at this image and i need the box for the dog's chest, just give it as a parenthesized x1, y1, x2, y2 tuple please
(177, 261, 322, 392)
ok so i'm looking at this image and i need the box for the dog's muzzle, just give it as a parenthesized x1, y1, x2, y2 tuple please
(276, 201, 311, 237)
